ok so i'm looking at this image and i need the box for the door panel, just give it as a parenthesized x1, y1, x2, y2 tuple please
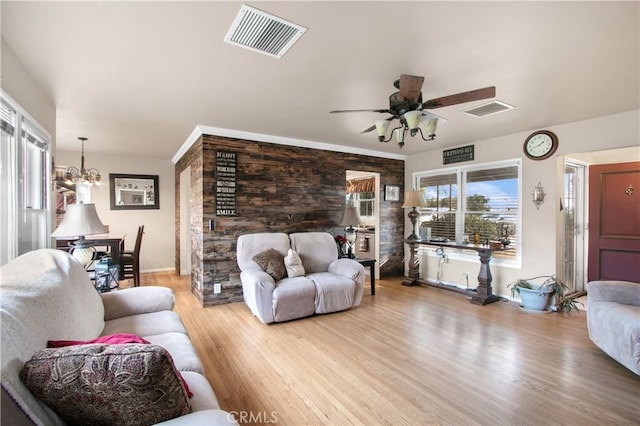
(588, 162, 640, 282)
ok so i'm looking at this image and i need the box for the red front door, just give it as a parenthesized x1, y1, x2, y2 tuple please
(587, 161, 640, 282)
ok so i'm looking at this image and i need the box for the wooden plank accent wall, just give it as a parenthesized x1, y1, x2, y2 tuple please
(176, 134, 405, 307)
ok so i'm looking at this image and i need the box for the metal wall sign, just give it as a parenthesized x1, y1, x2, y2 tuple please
(215, 151, 237, 216)
(443, 145, 474, 164)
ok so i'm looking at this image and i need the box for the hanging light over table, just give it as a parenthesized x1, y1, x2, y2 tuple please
(62, 137, 102, 186)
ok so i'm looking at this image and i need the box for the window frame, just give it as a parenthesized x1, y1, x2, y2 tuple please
(1, 91, 52, 265)
(413, 158, 522, 267)
(347, 191, 375, 219)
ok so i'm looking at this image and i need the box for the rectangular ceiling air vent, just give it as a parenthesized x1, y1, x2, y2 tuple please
(464, 100, 515, 118)
(224, 4, 307, 59)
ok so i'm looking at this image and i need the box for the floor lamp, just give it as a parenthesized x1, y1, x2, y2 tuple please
(52, 202, 107, 267)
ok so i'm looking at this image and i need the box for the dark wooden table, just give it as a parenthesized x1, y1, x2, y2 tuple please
(402, 239, 499, 305)
(354, 257, 376, 295)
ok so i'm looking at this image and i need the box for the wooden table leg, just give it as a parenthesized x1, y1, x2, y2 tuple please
(369, 262, 376, 295)
(470, 247, 499, 305)
(402, 242, 420, 286)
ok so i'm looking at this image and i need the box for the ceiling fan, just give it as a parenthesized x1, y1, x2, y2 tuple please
(330, 75, 496, 147)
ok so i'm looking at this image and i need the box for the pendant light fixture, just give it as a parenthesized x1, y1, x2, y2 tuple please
(63, 137, 102, 186)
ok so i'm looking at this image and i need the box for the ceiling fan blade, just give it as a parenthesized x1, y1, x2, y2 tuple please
(422, 86, 496, 109)
(421, 111, 448, 125)
(330, 108, 390, 114)
(360, 124, 377, 134)
(360, 116, 395, 134)
(399, 74, 425, 104)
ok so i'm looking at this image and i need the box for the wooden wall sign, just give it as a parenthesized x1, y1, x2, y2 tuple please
(443, 145, 474, 164)
(215, 151, 237, 216)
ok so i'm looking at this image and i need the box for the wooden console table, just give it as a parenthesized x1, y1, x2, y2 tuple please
(402, 239, 499, 305)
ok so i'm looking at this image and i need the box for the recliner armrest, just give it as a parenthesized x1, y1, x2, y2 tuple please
(100, 286, 175, 320)
(240, 269, 276, 291)
(240, 269, 277, 324)
(328, 259, 365, 284)
(587, 280, 640, 307)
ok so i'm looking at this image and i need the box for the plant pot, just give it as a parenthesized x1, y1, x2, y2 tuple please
(517, 286, 553, 311)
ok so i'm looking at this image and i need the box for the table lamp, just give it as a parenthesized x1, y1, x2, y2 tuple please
(402, 190, 427, 240)
(52, 202, 107, 266)
(338, 205, 363, 259)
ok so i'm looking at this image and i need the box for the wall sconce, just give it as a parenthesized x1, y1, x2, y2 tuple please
(532, 182, 545, 210)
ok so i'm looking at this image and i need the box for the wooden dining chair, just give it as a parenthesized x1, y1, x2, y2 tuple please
(120, 225, 144, 287)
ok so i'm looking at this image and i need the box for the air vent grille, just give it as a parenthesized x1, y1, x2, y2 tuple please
(464, 100, 515, 118)
(224, 4, 307, 59)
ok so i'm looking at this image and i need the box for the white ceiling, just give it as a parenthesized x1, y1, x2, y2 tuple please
(2, 1, 638, 160)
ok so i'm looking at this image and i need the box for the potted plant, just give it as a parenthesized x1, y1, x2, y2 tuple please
(508, 275, 582, 313)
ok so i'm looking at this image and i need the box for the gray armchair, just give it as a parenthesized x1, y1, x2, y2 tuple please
(586, 280, 640, 375)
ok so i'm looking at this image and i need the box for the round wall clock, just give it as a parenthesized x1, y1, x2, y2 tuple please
(523, 130, 558, 160)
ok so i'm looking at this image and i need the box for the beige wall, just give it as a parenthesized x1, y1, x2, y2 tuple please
(405, 109, 640, 298)
(1, 39, 55, 139)
(55, 150, 175, 273)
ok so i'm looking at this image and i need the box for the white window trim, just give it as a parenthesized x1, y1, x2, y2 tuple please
(412, 158, 522, 268)
(1, 90, 52, 264)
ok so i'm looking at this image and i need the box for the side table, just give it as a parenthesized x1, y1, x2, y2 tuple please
(354, 258, 376, 295)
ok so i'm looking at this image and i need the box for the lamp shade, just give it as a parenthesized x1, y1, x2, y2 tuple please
(421, 118, 438, 136)
(402, 190, 427, 208)
(404, 111, 422, 130)
(338, 206, 363, 227)
(394, 128, 405, 144)
(375, 119, 390, 137)
(51, 203, 107, 238)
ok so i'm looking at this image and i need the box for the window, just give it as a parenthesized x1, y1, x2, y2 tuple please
(415, 159, 521, 262)
(346, 176, 375, 219)
(1, 93, 51, 266)
(348, 191, 375, 218)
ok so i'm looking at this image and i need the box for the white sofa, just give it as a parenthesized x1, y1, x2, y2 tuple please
(237, 232, 365, 324)
(0, 249, 236, 425)
(586, 280, 640, 375)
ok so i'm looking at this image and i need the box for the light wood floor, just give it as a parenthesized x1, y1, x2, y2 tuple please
(137, 272, 640, 426)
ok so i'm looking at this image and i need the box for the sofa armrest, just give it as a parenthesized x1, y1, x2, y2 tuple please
(154, 409, 238, 425)
(587, 281, 640, 307)
(100, 286, 175, 320)
(240, 269, 276, 324)
(328, 259, 365, 285)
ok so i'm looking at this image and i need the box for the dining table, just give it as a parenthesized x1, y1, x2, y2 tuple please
(56, 234, 126, 279)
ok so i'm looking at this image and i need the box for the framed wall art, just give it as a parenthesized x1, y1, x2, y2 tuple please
(109, 173, 159, 210)
(384, 185, 400, 201)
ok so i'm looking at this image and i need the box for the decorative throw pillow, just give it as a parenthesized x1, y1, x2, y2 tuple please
(284, 249, 306, 278)
(47, 333, 150, 348)
(252, 248, 286, 281)
(20, 344, 191, 426)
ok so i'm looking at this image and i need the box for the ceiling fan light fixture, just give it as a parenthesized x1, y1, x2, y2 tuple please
(394, 128, 405, 144)
(331, 75, 496, 149)
(404, 110, 422, 130)
(375, 119, 390, 139)
(421, 118, 438, 137)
